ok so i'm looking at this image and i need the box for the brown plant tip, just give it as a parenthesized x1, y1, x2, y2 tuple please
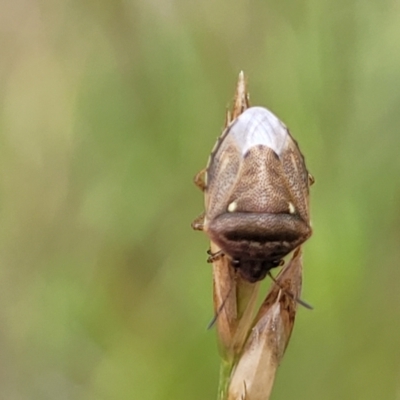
(231, 71, 250, 121)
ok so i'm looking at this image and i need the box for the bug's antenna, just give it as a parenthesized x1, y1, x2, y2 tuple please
(267, 272, 313, 310)
(207, 283, 235, 330)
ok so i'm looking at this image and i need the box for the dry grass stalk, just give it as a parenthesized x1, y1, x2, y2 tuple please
(194, 72, 308, 400)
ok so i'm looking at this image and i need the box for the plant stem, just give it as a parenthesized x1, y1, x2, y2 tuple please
(217, 359, 234, 400)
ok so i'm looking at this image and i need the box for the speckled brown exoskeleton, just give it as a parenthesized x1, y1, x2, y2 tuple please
(192, 106, 313, 283)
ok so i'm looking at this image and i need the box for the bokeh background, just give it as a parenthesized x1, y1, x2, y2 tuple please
(1, 0, 400, 399)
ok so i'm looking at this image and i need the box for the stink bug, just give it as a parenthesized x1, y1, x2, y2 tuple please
(193, 106, 312, 283)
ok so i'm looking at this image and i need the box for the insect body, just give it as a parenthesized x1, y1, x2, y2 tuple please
(195, 106, 312, 283)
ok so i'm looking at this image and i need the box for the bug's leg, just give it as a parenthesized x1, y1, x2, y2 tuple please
(308, 173, 315, 186)
(276, 259, 285, 267)
(207, 249, 224, 263)
(194, 168, 207, 191)
(191, 212, 205, 231)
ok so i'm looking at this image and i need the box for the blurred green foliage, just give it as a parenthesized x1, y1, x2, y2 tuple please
(1, 0, 400, 399)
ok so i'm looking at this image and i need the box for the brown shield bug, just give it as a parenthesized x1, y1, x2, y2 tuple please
(193, 106, 313, 283)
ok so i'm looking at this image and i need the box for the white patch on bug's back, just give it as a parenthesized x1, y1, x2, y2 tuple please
(227, 201, 237, 212)
(288, 202, 296, 214)
(228, 107, 289, 157)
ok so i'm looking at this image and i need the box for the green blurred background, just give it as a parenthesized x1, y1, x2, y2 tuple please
(1, 0, 400, 399)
